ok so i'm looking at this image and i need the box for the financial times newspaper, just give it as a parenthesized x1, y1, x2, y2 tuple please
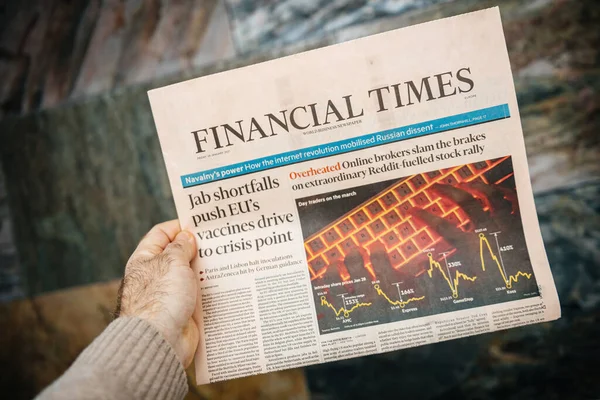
(148, 7, 560, 384)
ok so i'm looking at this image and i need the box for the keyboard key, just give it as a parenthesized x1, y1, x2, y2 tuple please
(323, 228, 341, 244)
(425, 170, 442, 181)
(340, 237, 357, 252)
(338, 219, 355, 236)
(456, 166, 473, 180)
(393, 183, 413, 199)
(356, 228, 372, 243)
(382, 231, 400, 248)
(399, 239, 419, 259)
(425, 202, 444, 217)
(397, 221, 415, 239)
(410, 174, 428, 189)
(308, 237, 326, 253)
(325, 247, 343, 262)
(411, 192, 430, 207)
(441, 174, 458, 186)
(367, 200, 384, 216)
(472, 161, 488, 170)
(351, 210, 369, 227)
(309, 256, 327, 272)
(369, 218, 387, 235)
(388, 249, 405, 267)
(397, 201, 412, 218)
(381, 192, 398, 208)
(383, 210, 401, 227)
(413, 230, 433, 248)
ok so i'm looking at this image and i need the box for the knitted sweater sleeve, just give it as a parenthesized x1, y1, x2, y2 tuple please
(36, 317, 188, 400)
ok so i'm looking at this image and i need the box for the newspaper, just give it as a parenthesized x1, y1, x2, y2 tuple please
(148, 7, 560, 384)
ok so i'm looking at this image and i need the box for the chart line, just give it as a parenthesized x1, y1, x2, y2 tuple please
(479, 233, 532, 288)
(427, 253, 477, 298)
(320, 296, 371, 318)
(374, 284, 425, 308)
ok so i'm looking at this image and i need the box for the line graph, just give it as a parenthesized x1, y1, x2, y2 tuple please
(320, 295, 372, 318)
(373, 284, 425, 307)
(427, 252, 477, 298)
(479, 233, 532, 288)
(427, 233, 534, 298)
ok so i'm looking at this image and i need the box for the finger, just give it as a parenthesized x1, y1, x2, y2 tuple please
(369, 242, 397, 286)
(430, 183, 488, 228)
(180, 318, 200, 368)
(321, 249, 345, 282)
(345, 248, 368, 279)
(408, 208, 464, 249)
(163, 231, 197, 266)
(497, 186, 520, 215)
(134, 220, 182, 258)
(458, 181, 511, 215)
(322, 260, 347, 296)
(343, 248, 368, 294)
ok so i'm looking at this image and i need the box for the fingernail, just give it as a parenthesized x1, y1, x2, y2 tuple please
(176, 230, 195, 243)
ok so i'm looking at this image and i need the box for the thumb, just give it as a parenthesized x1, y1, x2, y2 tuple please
(164, 231, 197, 265)
(180, 318, 200, 368)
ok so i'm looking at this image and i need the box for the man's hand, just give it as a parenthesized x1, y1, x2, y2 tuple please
(115, 220, 199, 368)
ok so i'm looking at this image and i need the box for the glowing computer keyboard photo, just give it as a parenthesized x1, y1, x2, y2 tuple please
(304, 156, 515, 283)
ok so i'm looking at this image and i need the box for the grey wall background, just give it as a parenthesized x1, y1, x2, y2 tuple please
(0, 0, 599, 398)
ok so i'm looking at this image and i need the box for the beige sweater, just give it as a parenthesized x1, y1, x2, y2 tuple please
(36, 317, 188, 400)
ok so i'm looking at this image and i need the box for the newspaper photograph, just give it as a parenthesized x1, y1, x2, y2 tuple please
(297, 156, 539, 335)
(148, 7, 560, 385)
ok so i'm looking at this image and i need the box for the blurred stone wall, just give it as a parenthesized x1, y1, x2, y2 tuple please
(0, 0, 236, 300)
(0, 0, 235, 117)
(0, 166, 22, 301)
(224, 0, 457, 53)
(0, 0, 599, 399)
